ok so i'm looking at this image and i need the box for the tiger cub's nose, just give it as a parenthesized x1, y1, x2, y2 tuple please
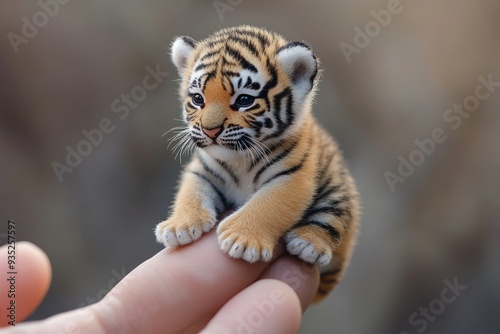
(202, 126, 223, 139)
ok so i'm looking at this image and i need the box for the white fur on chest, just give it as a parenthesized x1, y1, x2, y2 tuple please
(223, 161, 256, 207)
(199, 147, 281, 208)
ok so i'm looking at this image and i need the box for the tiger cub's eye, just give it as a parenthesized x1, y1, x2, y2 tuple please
(235, 95, 255, 108)
(191, 94, 205, 106)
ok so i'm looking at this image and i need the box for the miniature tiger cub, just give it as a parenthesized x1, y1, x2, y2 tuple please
(155, 25, 360, 301)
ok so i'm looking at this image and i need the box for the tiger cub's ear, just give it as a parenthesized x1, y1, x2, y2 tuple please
(171, 36, 197, 76)
(277, 41, 318, 96)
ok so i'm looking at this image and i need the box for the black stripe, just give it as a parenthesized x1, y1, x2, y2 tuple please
(321, 268, 341, 277)
(304, 205, 345, 218)
(314, 139, 327, 181)
(321, 277, 338, 284)
(314, 177, 332, 198)
(248, 139, 284, 170)
(250, 82, 261, 90)
(226, 45, 258, 73)
(199, 50, 219, 62)
(186, 102, 198, 110)
(313, 177, 342, 202)
(260, 131, 312, 185)
(275, 88, 291, 126)
(320, 269, 340, 283)
(213, 158, 240, 185)
(239, 135, 253, 150)
(194, 62, 217, 72)
(253, 110, 266, 117)
(249, 121, 262, 136)
(314, 184, 340, 205)
(221, 75, 235, 93)
(277, 41, 311, 54)
(207, 39, 225, 48)
(264, 117, 273, 128)
(241, 77, 261, 91)
(181, 36, 196, 48)
(303, 190, 347, 220)
(253, 140, 298, 183)
(317, 288, 328, 295)
(202, 72, 217, 88)
(230, 35, 260, 58)
(248, 140, 283, 172)
(317, 151, 336, 182)
(297, 220, 341, 242)
(190, 171, 227, 209)
(199, 156, 226, 184)
(234, 29, 271, 48)
(221, 70, 241, 77)
(261, 152, 308, 186)
(245, 103, 261, 112)
(244, 76, 252, 89)
(222, 56, 239, 67)
(258, 58, 278, 110)
(262, 87, 293, 141)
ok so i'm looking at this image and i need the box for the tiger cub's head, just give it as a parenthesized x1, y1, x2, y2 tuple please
(170, 25, 318, 160)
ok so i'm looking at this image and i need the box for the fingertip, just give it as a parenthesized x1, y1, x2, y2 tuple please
(0, 241, 52, 326)
(201, 279, 302, 334)
(260, 255, 320, 311)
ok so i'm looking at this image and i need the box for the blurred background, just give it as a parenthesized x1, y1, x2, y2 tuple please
(1, 0, 499, 333)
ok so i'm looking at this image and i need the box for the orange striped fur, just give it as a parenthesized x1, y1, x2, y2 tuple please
(155, 26, 360, 302)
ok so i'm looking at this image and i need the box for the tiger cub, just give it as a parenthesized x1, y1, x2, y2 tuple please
(155, 25, 360, 302)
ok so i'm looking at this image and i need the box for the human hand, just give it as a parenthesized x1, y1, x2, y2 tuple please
(0, 230, 319, 333)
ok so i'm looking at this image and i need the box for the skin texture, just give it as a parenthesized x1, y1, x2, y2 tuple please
(0, 242, 51, 327)
(0, 231, 319, 334)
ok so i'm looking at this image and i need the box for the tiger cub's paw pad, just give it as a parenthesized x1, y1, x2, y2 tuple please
(155, 218, 215, 248)
(285, 232, 333, 267)
(217, 223, 274, 263)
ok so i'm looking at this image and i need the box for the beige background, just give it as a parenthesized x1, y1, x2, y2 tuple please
(0, 1, 499, 333)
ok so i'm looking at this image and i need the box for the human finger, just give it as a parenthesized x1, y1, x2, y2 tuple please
(0, 230, 274, 334)
(0, 242, 52, 327)
(259, 255, 319, 311)
(200, 279, 302, 334)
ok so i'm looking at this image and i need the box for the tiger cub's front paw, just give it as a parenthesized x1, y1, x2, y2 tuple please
(217, 217, 275, 263)
(284, 225, 335, 267)
(155, 214, 216, 248)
